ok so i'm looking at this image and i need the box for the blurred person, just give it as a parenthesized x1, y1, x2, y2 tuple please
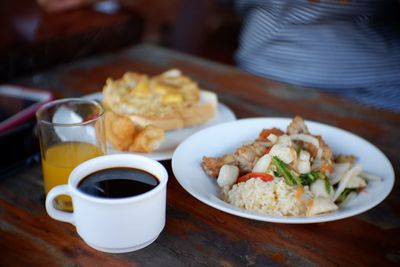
(234, 0, 400, 112)
(37, 0, 400, 112)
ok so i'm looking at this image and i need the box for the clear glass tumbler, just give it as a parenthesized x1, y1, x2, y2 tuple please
(36, 98, 107, 211)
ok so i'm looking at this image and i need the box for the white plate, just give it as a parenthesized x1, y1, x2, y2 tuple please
(172, 118, 395, 224)
(83, 92, 236, 160)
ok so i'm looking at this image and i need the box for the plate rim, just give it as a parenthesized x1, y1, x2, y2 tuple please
(82, 92, 237, 161)
(172, 117, 395, 223)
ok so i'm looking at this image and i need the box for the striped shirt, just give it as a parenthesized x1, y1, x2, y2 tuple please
(235, 0, 400, 112)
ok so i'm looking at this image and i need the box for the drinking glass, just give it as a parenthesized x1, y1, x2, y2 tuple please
(36, 98, 107, 211)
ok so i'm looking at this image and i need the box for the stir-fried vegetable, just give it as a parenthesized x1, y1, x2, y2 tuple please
(324, 178, 332, 195)
(271, 156, 302, 186)
(332, 164, 363, 202)
(335, 188, 358, 205)
(204, 116, 380, 217)
(299, 171, 321, 185)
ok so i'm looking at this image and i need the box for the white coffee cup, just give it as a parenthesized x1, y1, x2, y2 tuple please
(45, 154, 168, 253)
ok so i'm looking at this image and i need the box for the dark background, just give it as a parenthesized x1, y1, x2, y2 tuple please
(0, 0, 241, 82)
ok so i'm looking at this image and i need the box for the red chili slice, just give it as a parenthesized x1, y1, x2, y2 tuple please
(236, 172, 274, 184)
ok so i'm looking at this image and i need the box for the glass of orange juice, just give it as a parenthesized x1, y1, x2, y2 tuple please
(36, 98, 107, 211)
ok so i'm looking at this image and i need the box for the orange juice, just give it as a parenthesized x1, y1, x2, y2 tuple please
(42, 141, 103, 210)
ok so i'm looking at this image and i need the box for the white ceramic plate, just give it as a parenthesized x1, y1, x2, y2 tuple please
(83, 92, 236, 160)
(172, 118, 395, 223)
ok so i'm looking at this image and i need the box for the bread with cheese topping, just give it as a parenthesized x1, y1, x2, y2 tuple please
(103, 69, 218, 131)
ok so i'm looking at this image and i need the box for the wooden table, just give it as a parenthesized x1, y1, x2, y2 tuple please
(1, 44, 399, 266)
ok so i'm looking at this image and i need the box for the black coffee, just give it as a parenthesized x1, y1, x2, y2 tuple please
(77, 167, 159, 198)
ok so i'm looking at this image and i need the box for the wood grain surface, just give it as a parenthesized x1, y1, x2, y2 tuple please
(1, 44, 399, 267)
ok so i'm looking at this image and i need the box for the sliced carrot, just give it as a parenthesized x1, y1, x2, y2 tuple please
(258, 128, 284, 141)
(320, 161, 334, 174)
(236, 172, 273, 184)
(295, 185, 304, 200)
(307, 199, 314, 210)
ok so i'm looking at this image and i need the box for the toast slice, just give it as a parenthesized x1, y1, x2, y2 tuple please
(128, 90, 218, 130)
(103, 69, 218, 131)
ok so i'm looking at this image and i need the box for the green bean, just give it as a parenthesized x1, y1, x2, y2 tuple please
(271, 156, 302, 186)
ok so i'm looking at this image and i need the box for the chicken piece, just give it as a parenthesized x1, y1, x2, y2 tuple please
(316, 135, 334, 162)
(234, 144, 257, 173)
(202, 154, 236, 177)
(206, 119, 309, 180)
(234, 141, 269, 173)
(287, 116, 309, 135)
(203, 138, 270, 177)
(335, 154, 356, 164)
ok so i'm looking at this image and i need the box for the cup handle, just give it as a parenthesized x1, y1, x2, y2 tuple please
(45, 185, 75, 225)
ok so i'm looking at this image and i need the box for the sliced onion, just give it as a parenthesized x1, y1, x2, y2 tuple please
(332, 164, 363, 202)
(338, 191, 357, 208)
(252, 154, 272, 173)
(329, 162, 351, 185)
(360, 172, 381, 182)
(311, 158, 323, 171)
(217, 164, 239, 188)
(346, 176, 367, 188)
(299, 150, 310, 161)
(267, 133, 278, 143)
(307, 197, 338, 216)
(297, 160, 311, 174)
(310, 179, 330, 198)
(290, 134, 320, 148)
(269, 144, 296, 164)
(277, 135, 292, 146)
